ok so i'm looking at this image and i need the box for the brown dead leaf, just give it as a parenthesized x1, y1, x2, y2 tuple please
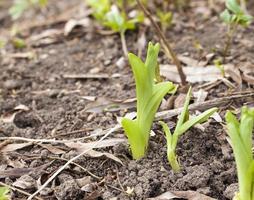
(13, 174, 36, 190)
(160, 64, 241, 84)
(83, 97, 136, 113)
(147, 190, 217, 200)
(65, 138, 126, 152)
(0, 162, 52, 178)
(1, 104, 30, 123)
(38, 144, 65, 155)
(64, 18, 92, 36)
(85, 149, 123, 165)
(1, 142, 33, 153)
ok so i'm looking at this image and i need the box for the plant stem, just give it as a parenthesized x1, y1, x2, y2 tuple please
(168, 149, 180, 172)
(136, 0, 187, 86)
(120, 31, 128, 58)
(223, 23, 237, 62)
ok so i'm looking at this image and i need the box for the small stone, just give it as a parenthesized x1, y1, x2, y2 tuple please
(104, 59, 111, 66)
(4, 80, 22, 90)
(116, 57, 126, 69)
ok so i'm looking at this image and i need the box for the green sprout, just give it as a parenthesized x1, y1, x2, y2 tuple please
(86, 0, 110, 22)
(0, 187, 9, 200)
(220, 0, 253, 60)
(86, 0, 143, 56)
(9, 0, 48, 20)
(156, 10, 173, 32)
(121, 42, 176, 160)
(225, 107, 254, 200)
(159, 87, 217, 172)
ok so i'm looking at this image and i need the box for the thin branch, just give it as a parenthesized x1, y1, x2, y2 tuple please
(136, 0, 187, 86)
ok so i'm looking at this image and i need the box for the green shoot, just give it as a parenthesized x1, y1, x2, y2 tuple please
(121, 42, 176, 159)
(220, 0, 253, 60)
(0, 187, 9, 200)
(225, 107, 254, 200)
(86, 0, 110, 22)
(214, 58, 225, 77)
(86, 0, 143, 56)
(105, 5, 143, 56)
(156, 10, 173, 32)
(9, 0, 48, 20)
(159, 87, 217, 172)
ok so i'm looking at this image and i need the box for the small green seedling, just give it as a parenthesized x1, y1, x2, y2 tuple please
(156, 10, 173, 32)
(105, 5, 143, 56)
(9, 0, 48, 20)
(225, 107, 254, 200)
(0, 187, 9, 200)
(87, 0, 143, 56)
(86, 0, 110, 22)
(159, 88, 217, 172)
(220, 0, 252, 59)
(122, 42, 176, 160)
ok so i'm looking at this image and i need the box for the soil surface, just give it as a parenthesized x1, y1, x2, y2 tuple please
(1, 0, 254, 199)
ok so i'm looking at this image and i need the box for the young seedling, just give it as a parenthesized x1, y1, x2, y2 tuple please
(225, 107, 254, 200)
(121, 42, 176, 160)
(9, 0, 48, 20)
(104, 5, 143, 56)
(156, 10, 173, 33)
(87, 0, 143, 57)
(0, 187, 9, 200)
(159, 87, 217, 172)
(86, 0, 110, 23)
(220, 0, 252, 60)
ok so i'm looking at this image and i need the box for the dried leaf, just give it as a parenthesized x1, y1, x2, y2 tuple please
(0, 163, 52, 178)
(13, 174, 36, 189)
(38, 144, 65, 155)
(65, 138, 126, 152)
(85, 149, 123, 165)
(1, 104, 30, 123)
(160, 64, 241, 84)
(83, 97, 136, 113)
(147, 190, 216, 200)
(1, 142, 33, 153)
(64, 18, 91, 36)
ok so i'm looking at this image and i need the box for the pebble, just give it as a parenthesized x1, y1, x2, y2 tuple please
(4, 79, 22, 90)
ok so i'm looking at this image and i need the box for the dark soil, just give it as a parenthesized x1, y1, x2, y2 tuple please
(1, 0, 254, 199)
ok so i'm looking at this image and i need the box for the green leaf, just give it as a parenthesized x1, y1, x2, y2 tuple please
(226, 0, 242, 14)
(220, 9, 232, 24)
(225, 107, 254, 200)
(12, 37, 26, 49)
(160, 87, 217, 172)
(0, 187, 9, 200)
(86, 0, 110, 21)
(122, 42, 176, 159)
(9, 0, 30, 20)
(176, 107, 218, 136)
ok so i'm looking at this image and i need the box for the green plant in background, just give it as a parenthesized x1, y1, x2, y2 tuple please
(220, 0, 252, 60)
(121, 42, 176, 159)
(104, 5, 143, 56)
(86, 0, 143, 56)
(86, 0, 110, 22)
(0, 187, 9, 200)
(214, 58, 225, 77)
(159, 88, 217, 172)
(9, 0, 48, 20)
(156, 9, 173, 32)
(225, 107, 254, 200)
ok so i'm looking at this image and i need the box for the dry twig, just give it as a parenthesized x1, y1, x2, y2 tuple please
(136, 0, 187, 85)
